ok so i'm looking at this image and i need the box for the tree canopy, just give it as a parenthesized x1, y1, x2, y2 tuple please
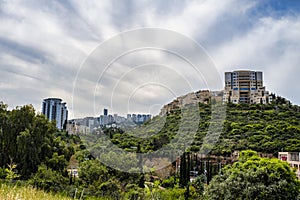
(206, 150, 300, 200)
(0, 102, 78, 178)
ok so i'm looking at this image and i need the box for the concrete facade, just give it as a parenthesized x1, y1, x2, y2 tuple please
(223, 70, 272, 104)
(278, 152, 300, 179)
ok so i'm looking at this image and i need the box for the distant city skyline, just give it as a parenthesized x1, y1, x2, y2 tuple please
(68, 106, 152, 120)
(67, 110, 152, 134)
(1, 0, 300, 118)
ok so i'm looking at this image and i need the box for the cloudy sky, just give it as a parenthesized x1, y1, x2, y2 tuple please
(1, 0, 300, 118)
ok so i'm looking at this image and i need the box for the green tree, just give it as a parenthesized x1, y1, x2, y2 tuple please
(206, 150, 300, 200)
(46, 152, 68, 172)
(179, 152, 190, 188)
(96, 179, 122, 198)
(78, 159, 108, 186)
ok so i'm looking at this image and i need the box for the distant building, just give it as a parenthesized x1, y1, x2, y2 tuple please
(223, 70, 272, 104)
(99, 115, 108, 126)
(103, 108, 108, 116)
(108, 114, 114, 124)
(42, 98, 68, 130)
(278, 152, 300, 179)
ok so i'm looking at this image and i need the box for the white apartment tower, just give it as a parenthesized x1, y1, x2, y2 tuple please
(42, 98, 68, 129)
(223, 70, 272, 104)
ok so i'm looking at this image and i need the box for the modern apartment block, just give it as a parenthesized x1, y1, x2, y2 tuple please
(42, 98, 68, 130)
(278, 152, 300, 179)
(223, 70, 272, 104)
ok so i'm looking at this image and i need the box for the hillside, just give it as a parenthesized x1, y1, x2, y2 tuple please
(108, 94, 300, 156)
(213, 100, 300, 155)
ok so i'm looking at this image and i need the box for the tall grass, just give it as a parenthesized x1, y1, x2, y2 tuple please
(0, 183, 71, 200)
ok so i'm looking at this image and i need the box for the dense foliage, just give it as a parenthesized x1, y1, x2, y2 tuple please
(206, 150, 300, 199)
(214, 101, 300, 155)
(1, 95, 300, 199)
(0, 103, 79, 179)
(108, 96, 300, 156)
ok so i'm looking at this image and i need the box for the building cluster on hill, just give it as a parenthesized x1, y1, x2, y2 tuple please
(160, 90, 223, 115)
(160, 70, 273, 115)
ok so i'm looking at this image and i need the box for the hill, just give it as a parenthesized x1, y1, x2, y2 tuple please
(108, 93, 300, 156)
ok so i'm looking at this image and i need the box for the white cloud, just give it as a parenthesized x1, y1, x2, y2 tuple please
(210, 15, 300, 104)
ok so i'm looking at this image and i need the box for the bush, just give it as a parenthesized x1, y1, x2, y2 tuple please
(161, 176, 176, 188)
(28, 164, 68, 192)
(206, 150, 300, 199)
(0, 167, 7, 179)
(96, 179, 122, 198)
(124, 186, 145, 200)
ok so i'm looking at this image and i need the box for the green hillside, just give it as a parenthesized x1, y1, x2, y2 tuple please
(213, 101, 300, 155)
(109, 95, 300, 156)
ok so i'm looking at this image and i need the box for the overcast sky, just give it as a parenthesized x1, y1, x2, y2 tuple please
(1, 0, 300, 118)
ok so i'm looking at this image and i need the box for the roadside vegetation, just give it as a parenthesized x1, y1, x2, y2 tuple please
(0, 183, 71, 200)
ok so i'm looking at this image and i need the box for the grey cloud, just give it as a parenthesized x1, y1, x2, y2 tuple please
(0, 0, 300, 118)
(0, 37, 50, 64)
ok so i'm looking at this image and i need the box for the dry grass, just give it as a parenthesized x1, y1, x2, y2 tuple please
(0, 183, 71, 200)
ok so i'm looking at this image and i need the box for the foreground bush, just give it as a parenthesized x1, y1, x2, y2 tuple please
(206, 150, 300, 200)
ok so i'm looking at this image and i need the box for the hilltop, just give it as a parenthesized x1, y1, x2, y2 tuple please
(108, 91, 299, 156)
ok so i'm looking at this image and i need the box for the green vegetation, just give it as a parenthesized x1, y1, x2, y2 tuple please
(0, 103, 79, 179)
(213, 101, 300, 155)
(108, 96, 300, 156)
(206, 150, 300, 199)
(0, 183, 72, 200)
(1, 95, 300, 199)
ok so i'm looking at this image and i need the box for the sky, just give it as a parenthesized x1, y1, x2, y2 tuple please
(0, 0, 300, 119)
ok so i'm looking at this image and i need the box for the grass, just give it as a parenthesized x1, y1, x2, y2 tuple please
(0, 182, 72, 200)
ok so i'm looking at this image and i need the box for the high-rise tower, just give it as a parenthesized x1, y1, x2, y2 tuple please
(103, 108, 108, 116)
(42, 98, 68, 129)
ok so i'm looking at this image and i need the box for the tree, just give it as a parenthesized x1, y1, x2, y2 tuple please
(78, 159, 108, 186)
(179, 152, 190, 188)
(206, 150, 300, 200)
(0, 102, 80, 180)
(46, 152, 68, 172)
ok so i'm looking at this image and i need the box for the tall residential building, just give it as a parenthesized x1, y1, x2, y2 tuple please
(42, 98, 68, 130)
(223, 70, 272, 104)
(103, 108, 108, 116)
